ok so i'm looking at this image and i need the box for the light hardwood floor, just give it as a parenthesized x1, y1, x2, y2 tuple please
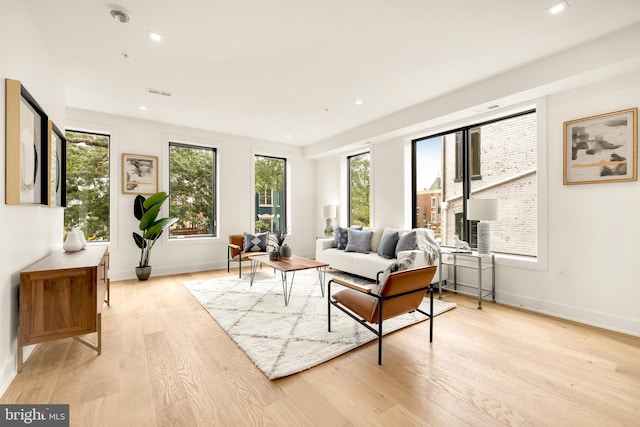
(2, 269, 639, 426)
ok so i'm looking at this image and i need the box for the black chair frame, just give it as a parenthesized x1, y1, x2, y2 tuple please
(327, 278, 433, 365)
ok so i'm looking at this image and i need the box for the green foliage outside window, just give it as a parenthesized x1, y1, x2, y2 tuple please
(349, 153, 370, 227)
(64, 130, 110, 241)
(169, 144, 216, 237)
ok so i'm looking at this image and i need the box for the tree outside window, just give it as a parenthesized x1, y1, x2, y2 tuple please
(64, 130, 110, 241)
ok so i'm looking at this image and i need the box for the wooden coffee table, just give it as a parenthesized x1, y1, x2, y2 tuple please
(249, 255, 329, 306)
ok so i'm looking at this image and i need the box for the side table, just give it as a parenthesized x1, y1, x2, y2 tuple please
(438, 250, 495, 309)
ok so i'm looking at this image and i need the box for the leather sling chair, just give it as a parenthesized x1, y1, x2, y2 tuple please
(328, 265, 437, 365)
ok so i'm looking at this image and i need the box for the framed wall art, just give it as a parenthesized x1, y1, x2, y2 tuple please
(48, 121, 67, 207)
(5, 79, 49, 205)
(122, 153, 158, 194)
(564, 107, 638, 185)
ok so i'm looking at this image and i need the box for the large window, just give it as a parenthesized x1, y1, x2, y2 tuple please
(168, 143, 216, 238)
(64, 130, 110, 241)
(254, 155, 286, 233)
(348, 152, 370, 227)
(413, 110, 537, 257)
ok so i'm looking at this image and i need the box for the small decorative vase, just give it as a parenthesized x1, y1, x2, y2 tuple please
(269, 250, 280, 260)
(279, 243, 291, 259)
(73, 227, 87, 248)
(135, 266, 152, 281)
(63, 230, 83, 252)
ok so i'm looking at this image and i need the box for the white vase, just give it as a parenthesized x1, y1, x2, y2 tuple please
(73, 227, 87, 248)
(63, 231, 83, 252)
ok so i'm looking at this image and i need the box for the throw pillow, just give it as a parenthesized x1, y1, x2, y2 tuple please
(243, 232, 267, 252)
(376, 252, 417, 294)
(395, 230, 417, 257)
(368, 227, 384, 252)
(336, 227, 349, 250)
(344, 228, 373, 254)
(376, 230, 399, 259)
(333, 225, 343, 248)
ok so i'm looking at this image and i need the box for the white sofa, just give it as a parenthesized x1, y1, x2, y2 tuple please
(315, 227, 442, 283)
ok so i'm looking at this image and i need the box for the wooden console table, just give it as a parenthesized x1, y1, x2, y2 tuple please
(18, 245, 110, 372)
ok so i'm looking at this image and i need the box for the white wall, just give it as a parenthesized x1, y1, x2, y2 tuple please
(0, 0, 66, 397)
(315, 70, 640, 336)
(66, 108, 318, 280)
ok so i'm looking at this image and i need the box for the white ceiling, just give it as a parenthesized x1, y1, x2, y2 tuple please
(23, 0, 640, 146)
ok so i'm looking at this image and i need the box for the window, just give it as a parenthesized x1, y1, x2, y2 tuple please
(254, 155, 286, 233)
(413, 110, 537, 257)
(64, 130, 110, 241)
(454, 128, 481, 181)
(348, 152, 370, 227)
(168, 143, 216, 238)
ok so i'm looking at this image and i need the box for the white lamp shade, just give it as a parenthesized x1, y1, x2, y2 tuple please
(467, 199, 499, 221)
(321, 204, 337, 219)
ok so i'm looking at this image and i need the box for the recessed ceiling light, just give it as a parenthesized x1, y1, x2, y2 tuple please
(547, 1, 569, 15)
(138, 105, 148, 111)
(110, 9, 130, 23)
(148, 31, 163, 42)
(285, 134, 292, 139)
(355, 99, 364, 105)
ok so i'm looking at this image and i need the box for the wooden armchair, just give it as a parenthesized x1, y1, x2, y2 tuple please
(328, 265, 437, 365)
(227, 234, 270, 277)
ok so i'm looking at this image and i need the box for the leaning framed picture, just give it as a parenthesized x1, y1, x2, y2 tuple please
(122, 153, 158, 194)
(5, 79, 49, 205)
(48, 121, 67, 207)
(563, 107, 638, 185)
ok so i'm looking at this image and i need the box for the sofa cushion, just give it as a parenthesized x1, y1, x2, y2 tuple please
(243, 232, 267, 252)
(366, 227, 384, 252)
(377, 230, 399, 259)
(395, 230, 417, 256)
(345, 228, 373, 254)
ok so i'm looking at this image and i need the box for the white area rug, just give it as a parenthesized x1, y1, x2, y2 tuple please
(184, 269, 456, 380)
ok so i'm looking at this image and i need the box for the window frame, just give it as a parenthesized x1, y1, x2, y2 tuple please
(254, 154, 287, 234)
(64, 128, 111, 242)
(412, 108, 537, 257)
(347, 151, 371, 227)
(168, 141, 217, 239)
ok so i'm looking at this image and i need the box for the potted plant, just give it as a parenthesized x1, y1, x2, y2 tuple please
(270, 226, 291, 259)
(132, 192, 178, 280)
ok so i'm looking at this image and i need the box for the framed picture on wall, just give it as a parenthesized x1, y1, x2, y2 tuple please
(48, 121, 67, 207)
(5, 79, 49, 205)
(122, 153, 158, 194)
(563, 107, 638, 185)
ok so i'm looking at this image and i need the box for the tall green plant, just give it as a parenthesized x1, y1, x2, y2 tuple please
(132, 192, 178, 267)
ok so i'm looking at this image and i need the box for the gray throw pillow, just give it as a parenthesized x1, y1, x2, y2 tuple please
(344, 229, 373, 254)
(243, 232, 267, 252)
(336, 227, 349, 250)
(333, 225, 343, 248)
(395, 230, 417, 257)
(377, 230, 399, 259)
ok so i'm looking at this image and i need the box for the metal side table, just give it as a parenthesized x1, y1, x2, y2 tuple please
(438, 250, 495, 309)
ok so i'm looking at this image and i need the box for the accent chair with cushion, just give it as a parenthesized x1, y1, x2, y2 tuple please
(227, 232, 270, 277)
(327, 265, 437, 365)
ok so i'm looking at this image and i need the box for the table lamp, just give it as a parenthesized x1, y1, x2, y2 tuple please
(321, 204, 337, 235)
(466, 198, 499, 254)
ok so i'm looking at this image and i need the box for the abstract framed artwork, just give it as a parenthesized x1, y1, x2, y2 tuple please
(48, 121, 67, 207)
(563, 107, 638, 185)
(5, 79, 49, 205)
(122, 153, 158, 194)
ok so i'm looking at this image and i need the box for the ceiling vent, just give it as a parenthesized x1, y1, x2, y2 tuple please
(147, 88, 172, 97)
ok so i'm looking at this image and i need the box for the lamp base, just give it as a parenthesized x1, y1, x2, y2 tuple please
(477, 222, 491, 254)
